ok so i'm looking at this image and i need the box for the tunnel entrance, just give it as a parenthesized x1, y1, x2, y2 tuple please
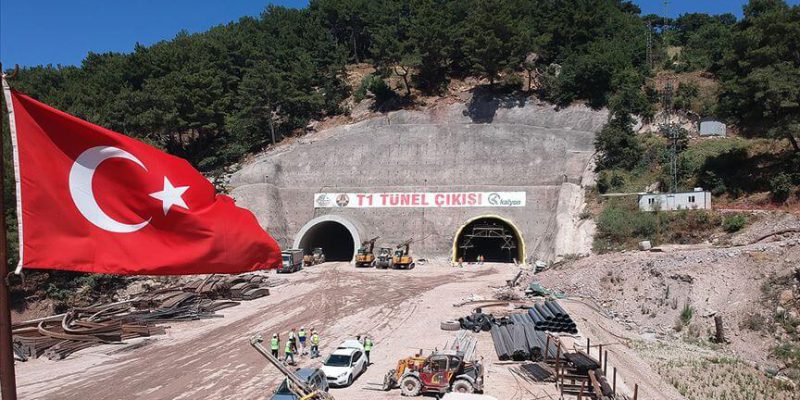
(297, 221, 356, 262)
(454, 217, 523, 263)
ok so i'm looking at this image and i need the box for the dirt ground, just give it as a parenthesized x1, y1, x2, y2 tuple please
(535, 233, 800, 400)
(13, 261, 677, 400)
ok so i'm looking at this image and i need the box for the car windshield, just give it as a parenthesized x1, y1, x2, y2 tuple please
(282, 255, 290, 262)
(324, 354, 351, 367)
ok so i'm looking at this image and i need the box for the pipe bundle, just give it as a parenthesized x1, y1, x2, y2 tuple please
(490, 317, 559, 361)
(526, 300, 577, 334)
(489, 301, 575, 361)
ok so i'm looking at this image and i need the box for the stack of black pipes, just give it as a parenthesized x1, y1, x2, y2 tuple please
(491, 316, 560, 361)
(527, 300, 577, 334)
(488, 300, 577, 361)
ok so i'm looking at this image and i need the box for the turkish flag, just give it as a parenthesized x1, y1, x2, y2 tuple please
(4, 88, 282, 275)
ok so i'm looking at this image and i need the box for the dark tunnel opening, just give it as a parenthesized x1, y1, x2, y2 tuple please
(298, 221, 355, 262)
(455, 217, 521, 263)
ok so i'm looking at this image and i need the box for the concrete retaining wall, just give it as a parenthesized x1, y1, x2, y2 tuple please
(230, 98, 607, 262)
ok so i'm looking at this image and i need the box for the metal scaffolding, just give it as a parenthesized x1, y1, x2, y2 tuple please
(458, 222, 517, 252)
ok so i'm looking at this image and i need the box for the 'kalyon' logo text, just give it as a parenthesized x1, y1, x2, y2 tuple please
(316, 194, 332, 207)
(488, 192, 522, 206)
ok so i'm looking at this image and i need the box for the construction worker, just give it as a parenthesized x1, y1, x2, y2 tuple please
(270, 333, 280, 358)
(364, 335, 374, 365)
(310, 329, 320, 358)
(298, 327, 307, 355)
(288, 328, 297, 353)
(284, 338, 295, 365)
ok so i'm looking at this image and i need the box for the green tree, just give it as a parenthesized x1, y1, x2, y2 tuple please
(370, 0, 417, 96)
(673, 82, 700, 112)
(460, 0, 524, 86)
(595, 114, 643, 170)
(407, 0, 458, 93)
(717, 0, 800, 152)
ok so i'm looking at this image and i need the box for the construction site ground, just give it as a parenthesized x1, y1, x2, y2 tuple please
(14, 261, 673, 400)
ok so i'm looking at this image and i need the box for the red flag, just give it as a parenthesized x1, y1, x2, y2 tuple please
(3, 87, 282, 275)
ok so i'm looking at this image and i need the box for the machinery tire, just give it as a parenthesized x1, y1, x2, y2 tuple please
(409, 262, 416, 269)
(441, 320, 461, 331)
(472, 324, 482, 333)
(451, 379, 475, 393)
(400, 375, 422, 397)
(371, 260, 376, 268)
(383, 369, 397, 391)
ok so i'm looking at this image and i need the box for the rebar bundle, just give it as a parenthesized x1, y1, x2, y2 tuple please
(13, 273, 275, 361)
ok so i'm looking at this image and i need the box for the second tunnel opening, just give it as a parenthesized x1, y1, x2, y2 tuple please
(455, 217, 521, 263)
(297, 221, 355, 262)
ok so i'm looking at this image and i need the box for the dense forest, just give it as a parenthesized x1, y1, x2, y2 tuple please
(2, 0, 800, 269)
(4, 0, 799, 170)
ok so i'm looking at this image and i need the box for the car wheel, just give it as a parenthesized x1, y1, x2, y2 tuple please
(452, 379, 474, 393)
(346, 374, 353, 387)
(399, 375, 422, 396)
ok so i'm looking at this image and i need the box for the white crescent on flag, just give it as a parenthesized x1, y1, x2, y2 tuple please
(68, 146, 151, 233)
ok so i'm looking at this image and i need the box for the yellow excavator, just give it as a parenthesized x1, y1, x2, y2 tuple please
(355, 236, 380, 268)
(392, 238, 415, 269)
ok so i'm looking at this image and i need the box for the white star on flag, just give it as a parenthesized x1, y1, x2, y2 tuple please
(149, 177, 190, 215)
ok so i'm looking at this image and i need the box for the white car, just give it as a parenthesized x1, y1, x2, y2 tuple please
(320, 340, 367, 387)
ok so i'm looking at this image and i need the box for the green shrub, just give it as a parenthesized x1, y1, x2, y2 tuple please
(770, 173, 793, 202)
(723, 214, 747, 232)
(610, 173, 626, 189)
(680, 303, 694, 325)
(772, 343, 800, 367)
(673, 82, 700, 112)
(354, 74, 397, 104)
(740, 313, 765, 331)
(595, 200, 658, 247)
(500, 72, 524, 91)
(596, 172, 610, 194)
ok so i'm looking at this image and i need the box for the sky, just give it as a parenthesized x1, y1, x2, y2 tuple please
(1, 0, 799, 67)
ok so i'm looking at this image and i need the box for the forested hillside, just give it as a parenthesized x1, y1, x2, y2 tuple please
(3, 0, 651, 171)
(1, 0, 799, 281)
(5, 0, 797, 172)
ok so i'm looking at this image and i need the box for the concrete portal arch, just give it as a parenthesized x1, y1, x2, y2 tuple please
(293, 215, 362, 262)
(452, 215, 525, 263)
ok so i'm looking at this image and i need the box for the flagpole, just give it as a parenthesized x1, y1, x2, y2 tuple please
(0, 65, 19, 400)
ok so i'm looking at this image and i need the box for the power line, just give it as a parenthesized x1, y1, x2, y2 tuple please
(660, 82, 679, 193)
(646, 22, 653, 70)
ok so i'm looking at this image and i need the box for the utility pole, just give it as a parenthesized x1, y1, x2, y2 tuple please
(646, 22, 653, 70)
(0, 65, 19, 400)
(661, 82, 679, 193)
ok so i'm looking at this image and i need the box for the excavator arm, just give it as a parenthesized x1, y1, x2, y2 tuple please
(366, 236, 379, 253)
(397, 238, 413, 256)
